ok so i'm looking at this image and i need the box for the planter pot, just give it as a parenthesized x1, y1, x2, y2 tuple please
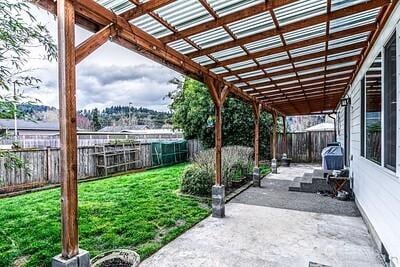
(281, 158, 292, 167)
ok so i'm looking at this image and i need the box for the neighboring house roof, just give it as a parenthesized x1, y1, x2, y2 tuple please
(98, 125, 150, 132)
(306, 122, 334, 132)
(0, 119, 59, 131)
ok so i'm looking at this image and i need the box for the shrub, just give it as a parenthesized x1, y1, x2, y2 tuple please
(181, 146, 254, 196)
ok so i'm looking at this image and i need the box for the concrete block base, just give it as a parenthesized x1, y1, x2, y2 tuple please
(253, 167, 260, 187)
(212, 185, 225, 218)
(271, 159, 277, 174)
(52, 249, 90, 267)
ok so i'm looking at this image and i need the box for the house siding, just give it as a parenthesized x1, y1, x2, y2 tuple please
(336, 3, 400, 265)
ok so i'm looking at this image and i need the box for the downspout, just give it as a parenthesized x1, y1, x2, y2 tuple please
(328, 113, 337, 142)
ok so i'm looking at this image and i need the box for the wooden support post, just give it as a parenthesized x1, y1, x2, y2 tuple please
(283, 116, 287, 154)
(205, 77, 230, 218)
(271, 111, 278, 174)
(57, 0, 79, 259)
(252, 103, 261, 168)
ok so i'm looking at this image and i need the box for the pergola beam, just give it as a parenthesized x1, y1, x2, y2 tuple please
(75, 23, 115, 64)
(160, 0, 297, 43)
(187, 0, 390, 58)
(121, 0, 175, 21)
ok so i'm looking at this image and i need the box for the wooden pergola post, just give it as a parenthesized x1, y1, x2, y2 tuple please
(283, 116, 287, 154)
(53, 0, 90, 265)
(205, 77, 229, 218)
(252, 103, 261, 187)
(271, 111, 278, 174)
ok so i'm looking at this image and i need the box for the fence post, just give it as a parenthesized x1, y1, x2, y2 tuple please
(46, 147, 51, 183)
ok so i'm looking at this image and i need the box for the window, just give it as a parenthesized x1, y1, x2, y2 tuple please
(365, 53, 382, 164)
(384, 33, 397, 171)
(360, 77, 365, 157)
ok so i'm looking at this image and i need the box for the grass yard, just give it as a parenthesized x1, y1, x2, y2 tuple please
(0, 163, 210, 266)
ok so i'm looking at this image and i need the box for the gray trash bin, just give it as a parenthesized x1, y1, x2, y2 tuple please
(321, 146, 344, 170)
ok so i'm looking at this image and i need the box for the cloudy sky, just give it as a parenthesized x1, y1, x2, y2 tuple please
(24, 4, 179, 112)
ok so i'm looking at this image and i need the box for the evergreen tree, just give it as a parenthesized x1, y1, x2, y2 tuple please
(92, 108, 101, 131)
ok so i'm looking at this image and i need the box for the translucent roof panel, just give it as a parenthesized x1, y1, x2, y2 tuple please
(192, 55, 215, 65)
(328, 32, 370, 49)
(238, 70, 264, 79)
(227, 60, 257, 71)
(283, 23, 326, 44)
(297, 67, 325, 75)
(257, 52, 289, 65)
(210, 67, 228, 74)
(327, 48, 363, 61)
(270, 72, 297, 80)
(265, 64, 293, 73)
(130, 14, 173, 38)
(294, 57, 325, 67)
(274, 0, 327, 26)
(211, 47, 246, 61)
(224, 76, 238, 82)
(330, 8, 380, 33)
(290, 43, 326, 57)
(96, 0, 136, 15)
(155, 0, 214, 31)
(189, 27, 232, 49)
(168, 40, 197, 54)
(331, 0, 370, 12)
(248, 78, 271, 85)
(227, 13, 274, 38)
(207, 0, 265, 17)
(244, 36, 282, 53)
(327, 61, 357, 70)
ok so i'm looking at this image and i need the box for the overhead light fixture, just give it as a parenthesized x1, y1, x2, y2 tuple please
(340, 97, 350, 107)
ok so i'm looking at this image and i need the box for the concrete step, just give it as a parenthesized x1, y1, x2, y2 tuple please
(289, 175, 332, 193)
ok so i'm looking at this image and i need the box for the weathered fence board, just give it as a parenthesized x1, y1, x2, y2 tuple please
(276, 131, 335, 162)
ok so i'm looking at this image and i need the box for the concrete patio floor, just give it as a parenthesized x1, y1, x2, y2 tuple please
(140, 165, 383, 267)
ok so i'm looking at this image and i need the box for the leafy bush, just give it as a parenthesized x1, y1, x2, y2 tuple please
(181, 146, 254, 196)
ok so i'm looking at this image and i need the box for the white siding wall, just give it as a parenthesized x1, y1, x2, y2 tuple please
(336, 3, 400, 265)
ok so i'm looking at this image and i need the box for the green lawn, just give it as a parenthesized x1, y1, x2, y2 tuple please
(0, 163, 210, 266)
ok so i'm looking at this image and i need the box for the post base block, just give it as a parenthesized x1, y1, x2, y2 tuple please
(253, 167, 261, 187)
(212, 185, 225, 218)
(52, 249, 90, 267)
(271, 159, 278, 174)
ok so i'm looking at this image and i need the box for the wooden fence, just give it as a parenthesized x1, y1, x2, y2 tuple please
(0, 139, 201, 193)
(276, 131, 335, 162)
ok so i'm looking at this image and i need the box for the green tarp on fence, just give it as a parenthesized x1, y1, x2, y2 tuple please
(151, 140, 188, 166)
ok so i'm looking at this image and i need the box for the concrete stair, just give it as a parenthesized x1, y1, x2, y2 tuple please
(289, 170, 332, 193)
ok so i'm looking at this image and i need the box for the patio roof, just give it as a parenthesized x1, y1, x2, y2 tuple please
(35, 0, 395, 116)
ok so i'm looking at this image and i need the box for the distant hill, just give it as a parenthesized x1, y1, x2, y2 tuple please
(16, 104, 171, 130)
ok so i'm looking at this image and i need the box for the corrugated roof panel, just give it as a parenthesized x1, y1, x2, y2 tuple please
(283, 23, 326, 44)
(327, 48, 362, 60)
(189, 27, 232, 49)
(274, 0, 327, 26)
(211, 47, 246, 61)
(210, 67, 228, 74)
(207, 0, 265, 17)
(270, 72, 297, 80)
(265, 63, 292, 73)
(227, 13, 274, 38)
(227, 60, 257, 70)
(257, 52, 288, 64)
(167, 39, 197, 54)
(297, 67, 325, 75)
(192, 55, 215, 65)
(290, 43, 326, 57)
(294, 57, 325, 67)
(155, 0, 213, 31)
(130, 14, 173, 38)
(244, 36, 282, 53)
(248, 78, 270, 85)
(301, 75, 325, 82)
(327, 61, 357, 70)
(96, 0, 136, 15)
(234, 82, 248, 87)
(224, 76, 238, 82)
(255, 84, 275, 90)
(238, 70, 264, 79)
(326, 69, 353, 77)
(330, 8, 380, 33)
(328, 32, 370, 49)
(331, 0, 370, 11)
(276, 80, 298, 86)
